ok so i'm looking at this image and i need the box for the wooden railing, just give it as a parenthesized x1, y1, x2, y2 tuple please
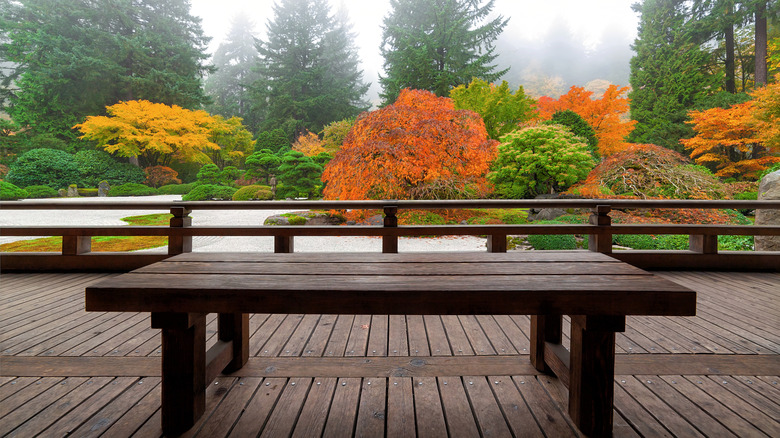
(1, 199, 779, 272)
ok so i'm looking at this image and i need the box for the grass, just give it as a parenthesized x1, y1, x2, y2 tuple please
(0, 214, 172, 252)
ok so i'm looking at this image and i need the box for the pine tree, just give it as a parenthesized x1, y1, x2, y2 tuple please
(253, 0, 369, 137)
(379, 0, 508, 104)
(628, 0, 721, 150)
(0, 0, 211, 140)
(205, 14, 262, 132)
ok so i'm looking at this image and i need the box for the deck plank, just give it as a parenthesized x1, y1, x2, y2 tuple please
(291, 377, 337, 438)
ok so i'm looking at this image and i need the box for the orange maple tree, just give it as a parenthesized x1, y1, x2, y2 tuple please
(536, 85, 636, 156)
(681, 101, 779, 179)
(321, 89, 498, 200)
(144, 166, 181, 188)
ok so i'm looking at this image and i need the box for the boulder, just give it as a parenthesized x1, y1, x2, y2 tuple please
(755, 170, 780, 251)
(527, 208, 567, 222)
(98, 181, 110, 197)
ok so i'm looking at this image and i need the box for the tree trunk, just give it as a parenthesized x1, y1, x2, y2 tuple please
(755, 1, 768, 86)
(725, 22, 736, 93)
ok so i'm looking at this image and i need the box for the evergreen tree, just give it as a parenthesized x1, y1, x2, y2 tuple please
(379, 0, 508, 104)
(628, 0, 721, 150)
(253, 0, 369, 137)
(0, 0, 211, 140)
(205, 13, 261, 132)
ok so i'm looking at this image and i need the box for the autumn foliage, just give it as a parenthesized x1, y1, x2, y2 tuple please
(322, 89, 498, 200)
(144, 166, 181, 188)
(570, 143, 724, 199)
(536, 85, 636, 156)
(292, 131, 326, 157)
(682, 79, 780, 180)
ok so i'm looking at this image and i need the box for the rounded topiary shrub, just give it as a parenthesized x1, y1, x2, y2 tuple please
(158, 183, 196, 195)
(182, 184, 237, 201)
(0, 181, 28, 200)
(108, 183, 159, 197)
(24, 185, 60, 198)
(232, 185, 273, 201)
(6, 148, 81, 189)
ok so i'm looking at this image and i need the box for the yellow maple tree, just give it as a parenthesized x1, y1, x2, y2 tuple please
(74, 100, 221, 167)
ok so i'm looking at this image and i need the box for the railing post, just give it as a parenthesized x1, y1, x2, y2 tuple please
(383, 205, 398, 254)
(62, 235, 91, 255)
(689, 234, 718, 254)
(487, 234, 507, 253)
(588, 205, 612, 254)
(169, 207, 192, 255)
(274, 235, 294, 253)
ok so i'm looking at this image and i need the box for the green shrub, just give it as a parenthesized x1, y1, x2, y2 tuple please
(500, 212, 527, 224)
(6, 148, 81, 189)
(109, 183, 159, 197)
(656, 234, 689, 250)
(527, 221, 577, 249)
(77, 188, 99, 197)
(718, 235, 754, 251)
(232, 185, 274, 201)
(158, 183, 196, 195)
(528, 233, 577, 250)
(23, 185, 59, 198)
(182, 184, 237, 201)
(74, 150, 144, 186)
(0, 181, 28, 200)
(613, 234, 657, 250)
(399, 211, 446, 225)
(286, 215, 308, 225)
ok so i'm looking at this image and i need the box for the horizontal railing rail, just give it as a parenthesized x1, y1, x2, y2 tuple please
(1, 199, 779, 272)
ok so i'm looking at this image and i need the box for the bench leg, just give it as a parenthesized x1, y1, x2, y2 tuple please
(568, 315, 625, 438)
(218, 313, 249, 373)
(152, 312, 207, 435)
(530, 314, 562, 373)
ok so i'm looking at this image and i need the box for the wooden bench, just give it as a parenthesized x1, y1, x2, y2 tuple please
(85, 251, 697, 437)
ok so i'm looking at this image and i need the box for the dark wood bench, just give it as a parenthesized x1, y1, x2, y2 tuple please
(85, 251, 697, 437)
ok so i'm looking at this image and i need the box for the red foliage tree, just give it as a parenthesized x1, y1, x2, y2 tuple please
(144, 166, 181, 188)
(536, 85, 636, 156)
(322, 89, 498, 200)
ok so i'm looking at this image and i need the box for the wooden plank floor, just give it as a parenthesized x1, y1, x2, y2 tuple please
(1, 270, 778, 437)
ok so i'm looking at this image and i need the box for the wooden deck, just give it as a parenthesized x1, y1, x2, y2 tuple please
(1, 270, 778, 437)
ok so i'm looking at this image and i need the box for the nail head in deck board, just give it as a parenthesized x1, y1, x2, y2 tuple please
(487, 375, 546, 438)
(438, 376, 482, 437)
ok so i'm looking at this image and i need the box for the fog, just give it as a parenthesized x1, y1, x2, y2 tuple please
(190, 0, 638, 101)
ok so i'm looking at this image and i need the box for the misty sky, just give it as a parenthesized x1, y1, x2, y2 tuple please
(190, 0, 640, 101)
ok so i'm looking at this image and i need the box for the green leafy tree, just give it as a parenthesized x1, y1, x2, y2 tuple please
(0, 0, 212, 140)
(276, 150, 323, 199)
(489, 125, 595, 199)
(253, 0, 369, 136)
(548, 110, 599, 158)
(629, 0, 722, 150)
(379, 0, 508, 104)
(205, 14, 262, 132)
(195, 163, 240, 187)
(207, 115, 255, 169)
(245, 149, 282, 184)
(449, 79, 535, 140)
(6, 148, 81, 189)
(254, 129, 290, 154)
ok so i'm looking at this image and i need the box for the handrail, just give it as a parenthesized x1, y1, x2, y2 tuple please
(2, 199, 779, 210)
(1, 199, 779, 272)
